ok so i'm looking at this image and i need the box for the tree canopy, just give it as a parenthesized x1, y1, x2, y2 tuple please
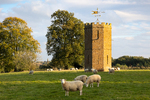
(112, 56, 150, 68)
(0, 17, 41, 72)
(46, 10, 84, 69)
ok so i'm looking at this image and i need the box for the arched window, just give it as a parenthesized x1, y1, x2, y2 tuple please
(88, 55, 89, 64)
(107, 55, 108, 64)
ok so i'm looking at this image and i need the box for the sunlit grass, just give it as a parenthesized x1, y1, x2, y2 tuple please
(0, 70, 150, 100)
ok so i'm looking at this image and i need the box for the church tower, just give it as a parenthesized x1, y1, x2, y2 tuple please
(84, 22, 112, 71)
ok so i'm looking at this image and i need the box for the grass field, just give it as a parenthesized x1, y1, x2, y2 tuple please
(0, 70, 150, 100)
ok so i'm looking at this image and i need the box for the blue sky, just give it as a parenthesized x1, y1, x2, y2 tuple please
(0, 0, 150, 61)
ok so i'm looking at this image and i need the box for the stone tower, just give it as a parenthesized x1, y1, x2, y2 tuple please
(84, 22, 112, 71)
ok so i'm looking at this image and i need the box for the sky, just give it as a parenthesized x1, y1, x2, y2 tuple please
(0, 0, 150, 61)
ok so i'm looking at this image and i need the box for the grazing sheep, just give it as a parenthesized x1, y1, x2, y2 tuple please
(75, 68, 78, 70)
(93, 69, 98, 74)
(85, 74, 101, 87)
(117, 67, 120, 70)
(60, 79, 84, 96)
(84, 68, 89, 72)
(29, 70, 34, 75)
(70, 68, 75, 70)
(50, 69, 53, 71)
(74, 75, 88, 83)
(47, 69, 50, 71)
(111, 67, 115, 70)
(108, 68, 115, 74)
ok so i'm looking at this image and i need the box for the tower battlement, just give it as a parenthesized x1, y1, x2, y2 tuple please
(84, 22, 111, 28)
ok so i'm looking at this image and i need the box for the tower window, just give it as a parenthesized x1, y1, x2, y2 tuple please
(107, 55, 108, 64)
(88, 55, 89, 64)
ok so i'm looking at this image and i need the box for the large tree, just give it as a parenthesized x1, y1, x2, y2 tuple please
(13, 50, 40, 71)
(0, 17, 41, 72)
(46, 10, 84, 69)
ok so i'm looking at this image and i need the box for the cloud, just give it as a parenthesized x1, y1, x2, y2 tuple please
(145, 32, 150, 35)
(0, 0, 22, 5)
(125, 37, 134, 40)
(114, 10, 150, 22)
(64, 0, 135, 6)
(112, 33, 150, 59)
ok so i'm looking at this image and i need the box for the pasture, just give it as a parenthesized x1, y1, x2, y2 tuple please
(0, 70, 150, 100)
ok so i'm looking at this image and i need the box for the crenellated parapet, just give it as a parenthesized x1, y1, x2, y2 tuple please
(84, 22, 111, 29)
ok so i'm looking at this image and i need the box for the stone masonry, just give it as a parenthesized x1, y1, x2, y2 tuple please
(84, 22, 112, 71)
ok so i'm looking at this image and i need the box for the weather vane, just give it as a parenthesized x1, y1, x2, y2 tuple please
(92, 8, 105, 22)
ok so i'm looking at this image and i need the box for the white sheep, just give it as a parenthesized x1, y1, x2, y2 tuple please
(84, 68, 89, 72)
(117, 67, 120, 70)
(50, 69, 53, 71)
(47, 69, 50, 71)
(70, 68, 75, 70)
(93, 69, 98, 74)
(108, 68, 115, 74)
(85, 74, 101, 87)
(29, 70, 34, 75)
(58, 68, 61, 71)
(60, 79, 84, 96)
(74, 75, 88, 83)
(75, 68, 78, 70)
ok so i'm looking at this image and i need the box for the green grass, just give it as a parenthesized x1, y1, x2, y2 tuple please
(0, 70, 150, 100)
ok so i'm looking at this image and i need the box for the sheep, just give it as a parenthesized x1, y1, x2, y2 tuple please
(117, 67, 120, 70)
(85, 74, 101, 87)
(47, 69, 50, 71)
(114, 68, 117, 70)
(60, 79, 84, 96)
(84, 68, 89, 72)
(70, 68, 75, 70)
(93, 69, 98, 74)
(58, 68, 61, 71)
(111, 67, 115, 70)
(50, 69, 53, 71)
(75, 68, 78, 70)
(74, 75, 88, 83)
(108, 68, 115, 74)
(29, 70, 34, 75)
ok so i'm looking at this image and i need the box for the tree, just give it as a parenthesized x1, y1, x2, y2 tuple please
(112, 55, 150, 69)
(13, 50, 39, 71)
(0, 17, 41, 72)
(46, 10, 84, 69)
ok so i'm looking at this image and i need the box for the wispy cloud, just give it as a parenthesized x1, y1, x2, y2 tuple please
(64, 0, 136, 6)
(115, 10, 150, 22)
(125, 37, 134, 40)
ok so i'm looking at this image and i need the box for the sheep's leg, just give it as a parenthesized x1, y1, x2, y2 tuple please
(80, 90, 82, 95)
(67, 91, 69, 96)
(90, 83, 93, 87)
(97, 82, 99, 87)
(68, 91, 69, 96)
(65, 91, 69, 96)
(65, 91, 67, 96)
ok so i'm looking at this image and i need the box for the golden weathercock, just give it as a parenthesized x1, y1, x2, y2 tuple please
(91, 8, 105, 22)
(92, 11, 98, 14)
